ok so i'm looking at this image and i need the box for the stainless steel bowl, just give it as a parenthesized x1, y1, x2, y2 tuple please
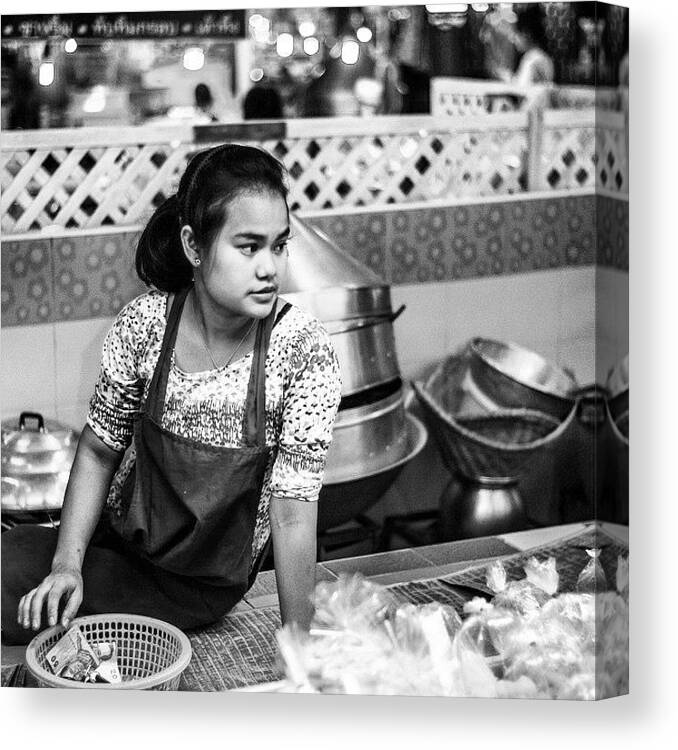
(325, 386, 416, 484)
(319, 412, 427, 530)
(606, 354, 629, 421)
(468, 338, 577, 420)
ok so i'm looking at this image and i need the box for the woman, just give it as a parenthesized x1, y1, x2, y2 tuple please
(1, 144, 342, 645)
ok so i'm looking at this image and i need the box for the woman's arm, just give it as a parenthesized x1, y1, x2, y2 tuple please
(18, 424, 123, 632)
(269, 495, 318, 632)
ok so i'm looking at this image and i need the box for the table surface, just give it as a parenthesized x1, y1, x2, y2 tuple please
(1, 520, 629, 688)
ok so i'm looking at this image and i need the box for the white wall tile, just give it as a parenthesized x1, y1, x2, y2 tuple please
(558, 266, 596, 343)
(558, 337, 597, 386)
(392, 269, 594, 383)
(53, 318, 114, 413)
(1, 324, 57, 420)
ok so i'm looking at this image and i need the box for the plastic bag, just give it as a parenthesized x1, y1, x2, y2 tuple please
(616, 555, 629, 598)
(492, 579, 551, 614)
(576, 548, 608, 593)
(523, 556, 559, 595)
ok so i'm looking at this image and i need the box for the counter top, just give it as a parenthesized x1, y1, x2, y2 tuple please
(1, 521, 628, 689)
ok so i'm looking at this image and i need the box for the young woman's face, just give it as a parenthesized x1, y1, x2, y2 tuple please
(198, 190, 290, 319)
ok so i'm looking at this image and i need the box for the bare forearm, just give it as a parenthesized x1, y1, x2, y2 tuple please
(270, 496, 318, 631)
(52, 424, 123, 571)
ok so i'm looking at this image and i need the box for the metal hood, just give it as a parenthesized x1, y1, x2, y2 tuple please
(282, 213, 384, 292)
(281, 213, 390, 323)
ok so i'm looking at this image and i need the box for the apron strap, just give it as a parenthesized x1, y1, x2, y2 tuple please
(145, 286, 190, 421)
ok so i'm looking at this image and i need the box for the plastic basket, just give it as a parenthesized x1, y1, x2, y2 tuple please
(26, 613, 192, 690)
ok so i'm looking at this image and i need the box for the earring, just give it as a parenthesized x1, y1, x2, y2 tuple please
(194, 258, 201, 266)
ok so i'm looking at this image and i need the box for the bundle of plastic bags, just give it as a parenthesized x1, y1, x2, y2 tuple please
(276, 549, 629, 699)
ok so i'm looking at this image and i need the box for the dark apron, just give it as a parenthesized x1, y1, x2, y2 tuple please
(110, 286, 288, 610)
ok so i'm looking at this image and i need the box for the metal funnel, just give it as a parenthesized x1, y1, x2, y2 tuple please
(282, 213, 384, 294)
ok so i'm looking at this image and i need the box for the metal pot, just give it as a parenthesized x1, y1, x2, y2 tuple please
(468, 338, 577, 420)
(324, 383, 412, 484)
(323, 307, 405, 396)
(319, 411, 427, 530)
(1, 412, 78, 513)
(282, 284, 395, 324)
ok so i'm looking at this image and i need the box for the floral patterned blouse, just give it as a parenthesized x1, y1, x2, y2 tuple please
(87, 290, 342, 572)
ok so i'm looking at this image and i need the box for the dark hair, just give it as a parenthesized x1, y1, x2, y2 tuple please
(243, 86, 283, 120)
(194, 83, 213, 109)
(515, 5, 548, 50)
(136, 144, 289, 291)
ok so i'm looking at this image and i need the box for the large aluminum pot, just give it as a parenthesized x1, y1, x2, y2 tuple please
(324, 382, 419, 484)
(1, 412, 78, 513)
(319, 411, 427, 531)
(282, 285, 395, 324)
(323, 306, 405, 396)
(468, 338, 577, 420)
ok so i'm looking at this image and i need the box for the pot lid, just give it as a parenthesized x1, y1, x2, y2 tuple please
(282, 213, 385, 294)
(1, 412, 77, 457)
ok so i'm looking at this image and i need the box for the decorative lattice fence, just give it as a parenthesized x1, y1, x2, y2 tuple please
(1, 107, 627, 236)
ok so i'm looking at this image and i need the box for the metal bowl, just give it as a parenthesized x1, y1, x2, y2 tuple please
(606, 354, 629, 421)
(318, 412, 427, 530)
(468, 338, 577, 420)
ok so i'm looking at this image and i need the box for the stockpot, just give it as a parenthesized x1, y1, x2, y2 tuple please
(1, 412, 78, 513)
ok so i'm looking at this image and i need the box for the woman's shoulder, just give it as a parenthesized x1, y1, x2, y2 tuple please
(275, 301, 330, 344)
(114, 289, 168, 326)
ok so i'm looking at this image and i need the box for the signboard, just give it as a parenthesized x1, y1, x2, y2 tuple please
(1, 11, 247, 40)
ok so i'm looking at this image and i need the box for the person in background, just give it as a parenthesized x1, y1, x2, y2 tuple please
(194, 83, 219, 122)
(509, 5, 555, 88)
(1, 144, 342, 645)
(243, 85, 283, 120)
(1, 48, 41, 130)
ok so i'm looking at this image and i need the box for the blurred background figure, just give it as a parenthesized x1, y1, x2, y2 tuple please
(1, 48, 41, 129)
(243, 84, 283, 119)
(489, 4, 554, 88)
(511, 4, 554, 87)
(193, 83, 219, 122)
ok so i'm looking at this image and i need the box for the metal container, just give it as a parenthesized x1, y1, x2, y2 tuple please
(323, 308, 405, 396)
(1, 412, 78, 513)
(319, 411, 427, 530)
(325, 384, 410, 484)
(468, 338, 577, 420)
(606, 354, 629, 421)
(283, 285, 395, 324)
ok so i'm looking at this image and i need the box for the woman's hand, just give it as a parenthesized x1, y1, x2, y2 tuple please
(17, 564, 83, 632)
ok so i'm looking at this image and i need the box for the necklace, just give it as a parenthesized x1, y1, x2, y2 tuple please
(192, 291, 256, 370)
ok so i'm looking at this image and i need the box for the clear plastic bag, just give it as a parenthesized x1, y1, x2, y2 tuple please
(576, 548, 608, 593)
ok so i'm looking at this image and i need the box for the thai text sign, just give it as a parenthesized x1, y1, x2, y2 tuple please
(1, 11, 247, 39)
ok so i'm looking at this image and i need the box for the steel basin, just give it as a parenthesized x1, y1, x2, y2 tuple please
(469, 338, 577, 420)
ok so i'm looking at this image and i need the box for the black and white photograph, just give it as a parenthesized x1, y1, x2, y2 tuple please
(1, 0, 630, 710)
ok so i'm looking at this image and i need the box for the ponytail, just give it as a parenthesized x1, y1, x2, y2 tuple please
(135, 194, 193, 292)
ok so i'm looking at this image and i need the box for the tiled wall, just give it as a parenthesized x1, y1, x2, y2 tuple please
(1, 192, 628, 329)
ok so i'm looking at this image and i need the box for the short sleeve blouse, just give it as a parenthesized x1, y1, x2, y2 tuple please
(87, 290, 342, 570)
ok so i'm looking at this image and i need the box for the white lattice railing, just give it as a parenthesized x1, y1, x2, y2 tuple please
(431, 77, 626, 116)
(537, 108, 628, 192)
(1, 107, 627, 236)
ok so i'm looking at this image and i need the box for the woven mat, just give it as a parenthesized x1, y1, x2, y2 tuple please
(180, 607, 283, 691)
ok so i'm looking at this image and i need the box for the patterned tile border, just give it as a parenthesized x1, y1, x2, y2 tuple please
(1, 195, 628, 328)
